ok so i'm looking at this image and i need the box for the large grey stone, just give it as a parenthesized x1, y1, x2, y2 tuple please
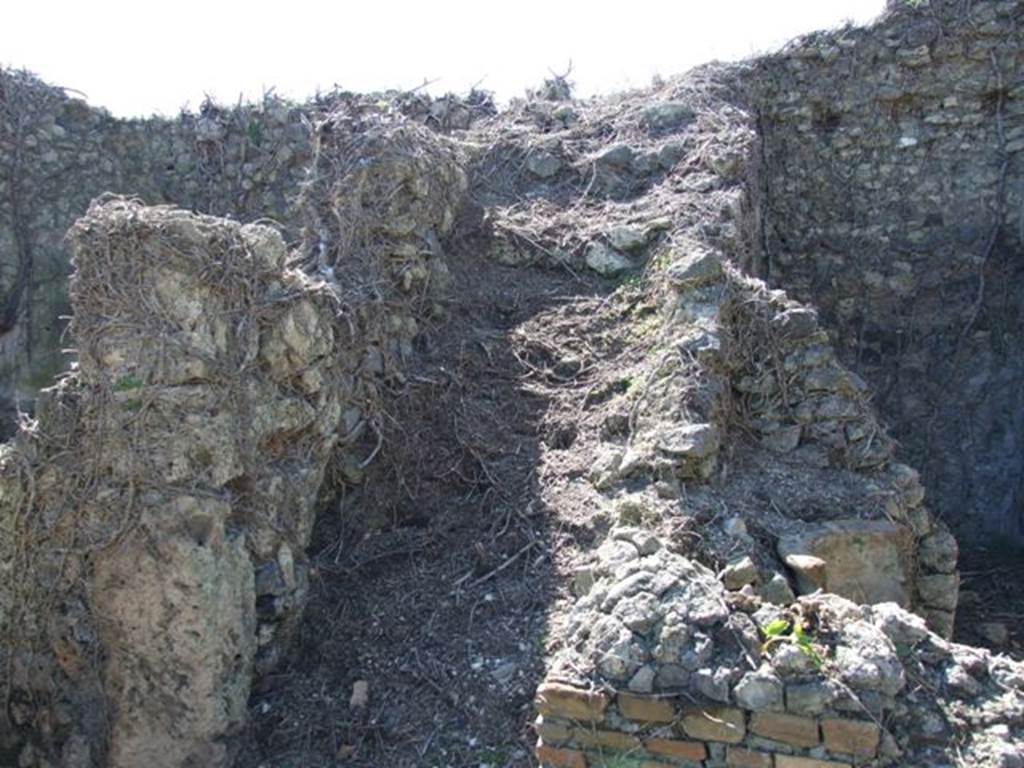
(667, 248, 725, 289)
(585, 242, 633, 276)
(778, 519, 913, 606)
(734, 666, 784, 710)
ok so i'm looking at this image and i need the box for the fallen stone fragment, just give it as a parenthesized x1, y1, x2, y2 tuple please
(585, 242, 633, 276)
(666, 247, 724, 288)
(721, 556, 759, 590)
(350, 680, 369, 709)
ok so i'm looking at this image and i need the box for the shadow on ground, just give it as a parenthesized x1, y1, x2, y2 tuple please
(234, 236, 609, 768)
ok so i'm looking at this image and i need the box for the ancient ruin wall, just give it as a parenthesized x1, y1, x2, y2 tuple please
(0, 106, 466, 767)
(750, 0, 1024, 541)
(0, 71, 491, 425)
(0, 71, 315, 424)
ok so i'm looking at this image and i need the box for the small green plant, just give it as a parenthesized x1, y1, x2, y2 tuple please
(247, 120, 264, 146)
(761, 618, 825, 669)
(616, 271, 644, 289)
(113, 374, 143, 392)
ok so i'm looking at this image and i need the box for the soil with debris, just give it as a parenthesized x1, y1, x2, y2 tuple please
(234, 244, 613, 767)
(955, 546, 1024, 660)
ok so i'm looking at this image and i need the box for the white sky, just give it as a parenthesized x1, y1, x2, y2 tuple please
(4, 0, 886, 117)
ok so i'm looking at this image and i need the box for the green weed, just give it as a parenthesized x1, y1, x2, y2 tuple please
(761, 618, 825, 669)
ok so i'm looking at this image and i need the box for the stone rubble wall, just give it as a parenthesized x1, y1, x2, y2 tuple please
(0, 105, 466, 768)
(587, 241, 960, 636)
(0, 71, 315, 418)
(1, 200, 340, 767)
(750, 0, 1024, 542)
(536, 562, 1024, 768)
(713, 274, 960, 635)
(534, 62, 992, 766)
(0, 70, 487, 430)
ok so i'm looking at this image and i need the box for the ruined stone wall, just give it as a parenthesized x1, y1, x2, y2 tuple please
(0, 106, 466, 767)
(0, 71, 493, 424)
(0, 70, 315, 423)
(536, 584, 1024, 768)
(750, 0, 1024, 541)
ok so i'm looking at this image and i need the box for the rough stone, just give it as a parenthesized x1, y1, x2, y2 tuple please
(695, 666, 732, 703)
(585, 242, 633, 277)
(757, 573, 797, 606)
(918, 530, 959, 573)
(596, 143, 637, 169)
(641, 102, 696, 131)
(778, 520, 912, 606)
(721, 556, 759, 590)
(667, 248, 724, 289)
(916, 573, 960, 612)
(786, 681, 837, 716)
(526, 150, 563, 178)
(870, 602, 929, 646)
(733, 666, 784, 711)
(835, 621, 905, 696)
(608, 225, 647, 253)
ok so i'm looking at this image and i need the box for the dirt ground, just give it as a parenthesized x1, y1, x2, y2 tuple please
(954, 544, 1024, 660)
(234, 235, 626, 768)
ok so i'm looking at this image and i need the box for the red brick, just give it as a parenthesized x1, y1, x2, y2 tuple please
(727, 745, 775, 767)
(644, 737, 708, 761)
(680, 706, 746, 743)
(775, 757, 851, 768)
(537, 744, 588, 768)
(536, 682, 610, 722)
(572, 728, 642, 752)
(618, 693, 677, 723)
(821, 718, 880, 758)
(750, 711, 819, 748)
